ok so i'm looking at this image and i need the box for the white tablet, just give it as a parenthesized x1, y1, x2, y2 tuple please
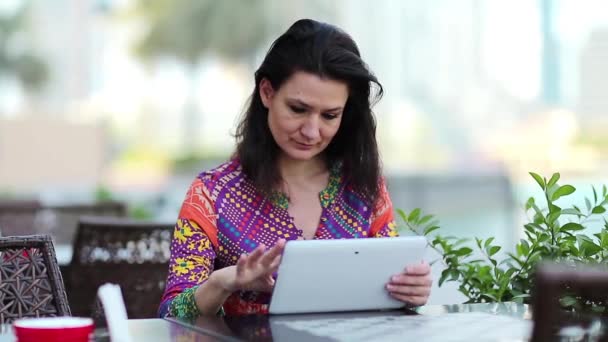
(269, 236, 427, 315)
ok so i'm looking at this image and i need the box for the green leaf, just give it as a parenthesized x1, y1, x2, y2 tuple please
(603, 185, 607, 197)
(547, 211, 560, 225)
(537, 233, 550, 243)
(593, 186, 598, 203)
(547, 173, 560, 187)
(592, 206, 606, 214)
(439, 269, 450, 286)
(423, 226, 440, 235)
(585, 198, 592, 211)
(529, 172, 545, 190)
(408, 208, 421, 223)
(561, 208, 582, 216)
(551, 185, 576, 201)
(580, 239, 602, 256)
(418, 215, 434, 226)
(533, 213, 545, 225)
(546, 183, 559, 202)
(507, 253, 525, 267)
(455, 247, 473, 256)
(488, 246, 501, 256)
(561, 222, 585, 231)
(520, 240, 530, 255)
(525, 197, 535, 211)
(396, 209, 408, 223)
(549, 204, 561, 214)
(484, 237, 495, 248)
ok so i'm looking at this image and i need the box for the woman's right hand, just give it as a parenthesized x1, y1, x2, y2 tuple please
(216, 239, 286, 293)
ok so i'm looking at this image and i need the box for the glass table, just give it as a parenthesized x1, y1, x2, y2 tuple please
(168, 302, 532, 341)
(0, 303, 532, 342)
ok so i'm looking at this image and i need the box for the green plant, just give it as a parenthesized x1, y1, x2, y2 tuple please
(399, 172, 608, 310)
(94, 184, 114, 202)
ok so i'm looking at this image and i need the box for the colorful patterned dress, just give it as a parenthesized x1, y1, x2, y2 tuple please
(159, 159, 397, 318)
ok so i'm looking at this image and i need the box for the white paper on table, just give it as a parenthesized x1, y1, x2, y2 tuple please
(97, 283, 133, 342)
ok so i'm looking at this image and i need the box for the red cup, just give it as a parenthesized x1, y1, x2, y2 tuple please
(13, 317, 94, 342)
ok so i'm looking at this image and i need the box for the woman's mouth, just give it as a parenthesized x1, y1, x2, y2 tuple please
(294, 141, 314, 150)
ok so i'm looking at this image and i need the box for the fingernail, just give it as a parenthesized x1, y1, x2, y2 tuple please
(391, 276, 398, 282)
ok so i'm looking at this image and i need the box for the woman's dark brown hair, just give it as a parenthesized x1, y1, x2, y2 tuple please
(235, 19, 383, 204)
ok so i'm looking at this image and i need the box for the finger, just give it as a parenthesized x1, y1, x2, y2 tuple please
(236, 254, 247, 277)
(404, 261, 431, 275)
(245, 244, 266, 266)
(389, 292, 428, 307)
(386, 283, 431, 297)
(268, 255, 283, 273)
(260, 239, 286, 267)
(389, 274, 433, 287)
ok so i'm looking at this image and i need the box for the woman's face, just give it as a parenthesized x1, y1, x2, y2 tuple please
(260, 71, 348, 162)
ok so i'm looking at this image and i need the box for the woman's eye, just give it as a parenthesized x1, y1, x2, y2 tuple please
(322, 113, 338, 120)
(289, 105, 306, 113)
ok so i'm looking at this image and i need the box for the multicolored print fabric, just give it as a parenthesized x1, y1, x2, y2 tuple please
(159, 159, 397, 318)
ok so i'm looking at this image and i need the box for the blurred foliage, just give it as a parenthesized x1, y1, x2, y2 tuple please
(113, 144, 171, 172)
(575, 132, 608, 151)
(131, 0, 334, 66)
(171, 151, 229, 174)
(94, 184, 153, 221)
(128, 205, 154, 220)
(132, 0, 269, 66)
(94, 185, 114, 202)
(0, 2, 49, 92)
(400, 172, 608, 313)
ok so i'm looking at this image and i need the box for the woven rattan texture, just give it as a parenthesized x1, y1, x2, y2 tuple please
(0, 235, 70, 324)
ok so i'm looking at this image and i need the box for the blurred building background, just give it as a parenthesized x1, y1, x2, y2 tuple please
(1, 0, 608, 302)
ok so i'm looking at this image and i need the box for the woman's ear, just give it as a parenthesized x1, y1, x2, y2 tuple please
(259, 78, 275, 108)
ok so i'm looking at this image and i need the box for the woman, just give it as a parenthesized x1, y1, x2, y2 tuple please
(159, 19, 432, 318)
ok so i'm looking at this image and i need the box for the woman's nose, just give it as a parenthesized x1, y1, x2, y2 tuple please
(300, 116, 321, 141)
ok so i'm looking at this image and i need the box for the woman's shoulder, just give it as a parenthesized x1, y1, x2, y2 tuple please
(196, 158, 243, 186)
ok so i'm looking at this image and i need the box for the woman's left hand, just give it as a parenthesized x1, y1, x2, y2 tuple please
(386, 261, 432, 307)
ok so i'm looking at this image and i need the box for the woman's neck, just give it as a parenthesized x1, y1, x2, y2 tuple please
(277, 155, 327, 185)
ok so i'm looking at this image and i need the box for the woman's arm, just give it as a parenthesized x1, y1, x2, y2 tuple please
(193, 268, 234, 315)
(160, 175, 287, 318)
(195, 239, 287, 314)
(160, 178, 223, 318)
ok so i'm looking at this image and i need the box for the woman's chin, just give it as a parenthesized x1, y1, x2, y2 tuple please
(282, 148, 321, 161)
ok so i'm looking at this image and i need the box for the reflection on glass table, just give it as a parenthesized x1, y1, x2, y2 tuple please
(167, 303, 533, 342)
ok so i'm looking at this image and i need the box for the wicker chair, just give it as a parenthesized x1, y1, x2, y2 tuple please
(531, 263, 608, 341)
(66, 216, 173, 320)
(0, 200, 41, 237)
(0, 235, 71, 324)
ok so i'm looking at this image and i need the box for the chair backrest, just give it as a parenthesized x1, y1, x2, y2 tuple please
(68, 216, 173, 319)
(0, 235, 71, 324)
(531, 263, 608, 341)
(0, 200, 42, 237)
(44, 202, 127, 245)
(0, 201, 126, 245)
